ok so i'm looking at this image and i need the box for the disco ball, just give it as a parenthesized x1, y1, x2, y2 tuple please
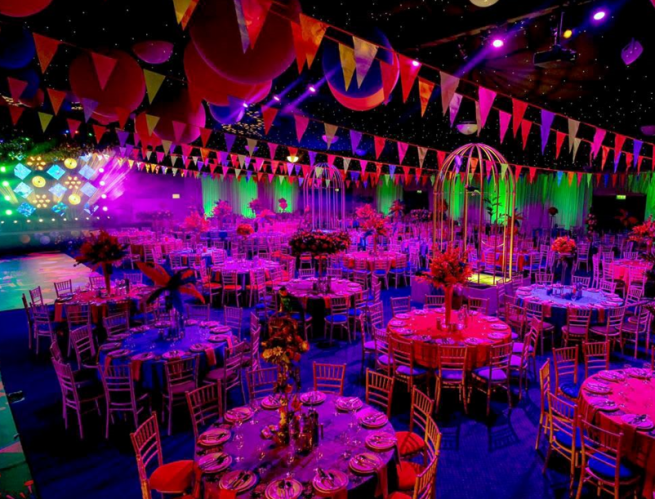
(456, 122, 479, 135)
(469, 0, 499, 7)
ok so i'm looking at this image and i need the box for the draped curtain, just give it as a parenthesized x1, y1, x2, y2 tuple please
(376, 181, 403, 215)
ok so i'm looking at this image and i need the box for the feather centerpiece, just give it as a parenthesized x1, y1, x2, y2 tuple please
(136, 262, 204, 315)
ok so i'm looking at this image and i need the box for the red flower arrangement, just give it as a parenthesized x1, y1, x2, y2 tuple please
(389, 199, 404, 216)
(75, 230, 127, 294)
(289, 230, 350, 257)
(257, 209, 276, 222)
(248, 198, 263, 214)
(212, 200, 232, 219)
(551, 236, 577, 255)
(548, 207, 559, 217)
(183, 211, 211, 232)
(236, 223, 254, 238)
(356, 204, 389, 237)
(417, 248, 473, 289)
(278, 198, 288, 212)
(629, 217, 655, 245)
(261, 316, 309, 369)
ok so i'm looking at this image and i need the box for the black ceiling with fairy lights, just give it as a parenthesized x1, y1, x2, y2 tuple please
(1, 0, 654, 172)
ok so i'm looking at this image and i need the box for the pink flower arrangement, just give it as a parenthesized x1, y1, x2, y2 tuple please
(212, 200, 232, 219)
(629, 217, 655, 244)
(289, 230, 350, 257)
(183, 211, 211, 232)
(278, 198, 288, 212)
(236, 223, 254, 238)
(551, 236, 576, 255)
(389, 199, 404, 216)
(356, 204, 389, 236)
(248, 198, 263, 214)
(257, 209, 276, 222)
(417, 249, 473, 289)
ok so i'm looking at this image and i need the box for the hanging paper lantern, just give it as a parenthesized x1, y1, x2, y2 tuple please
(208, 102, 246, 125)
(148, 89, 206, 144)
(189, 0, 300, 84)
(132, 40, 174, 65)
(322, 28, 399, 112)
(69, 49, 145, 124)
(183, 43, 271, 107)
(0, 0, 52, 17)
(64, 158, 78, 169)
(0, 26, 35, 69)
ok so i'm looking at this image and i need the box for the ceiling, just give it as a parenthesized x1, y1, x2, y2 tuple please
(1, 0, 654, 171)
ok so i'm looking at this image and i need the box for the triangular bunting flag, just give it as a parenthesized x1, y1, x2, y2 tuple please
(143, 70, 165, 104)
(440, 72, 459, 116)
(591, 128, 606, 159)
(572, 138, 582, 161)
(7, 77, 27, 101)
(32, 33, 60, 73)
(353, 37, 378, 87)
(299, 14, 328, 69)
(417, 146, 428, 168)
(567, 118, 580, 152)
(324, 123, 338, 149)
(239, 0, 272, 49)
(379, 60, 397, 103)
(224, 133, 237, 152)
(145, 114, 160, 135)
(67, 118, 81, 136)
(449, 93, 462, 127)
(498, 110, 511, 143)
(294, 114, 309, 143)
(173, 0, 192, 24)
(397, 142, 408, 164)
(555, 131, 566, 159)
(338, 43, 356, 90)
(92, 124, 106, 143)
(540, 110, 555, 153)
(374, 136, 385, 159)
(512, 99, 529, 137)
(418, 78, 434, 117)
(261, 106, 278, 134)
(350, 130, 362, 152)
(38, 112, 53, 132)
(80, 98, 98, 122)
(115, 107, 131, 128)
(200, 127, 212, 147)
(398, 54, 420, 103)
(477, 87, 496, 131)
(47, 88, 66, 115)
(520, 120, 532, 149)
(90, 52, 117, 90)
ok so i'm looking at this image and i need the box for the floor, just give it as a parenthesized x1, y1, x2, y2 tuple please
(0, 253, 95, 312)
(0, 253, 646, 499)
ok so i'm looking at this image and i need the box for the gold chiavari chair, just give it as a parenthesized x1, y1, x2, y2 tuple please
(312, 362, 346, 395)
(582, 341, 609, 378)
(553, 345, 579, 400)
(434, 345, 469, 414)
(365, 369, 394, 418)
(472, 342, 513, 417)
(395, 387, 434, 460)
(186, 381, 223, 441)
(535, 360, 552, 450)
(543, 393, 580, 493)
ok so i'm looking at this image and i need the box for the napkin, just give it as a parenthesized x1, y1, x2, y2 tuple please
(205, 347, 217, 367)
(130, 359, 143, 382)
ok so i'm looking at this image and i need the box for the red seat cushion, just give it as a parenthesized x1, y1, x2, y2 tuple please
(223, 285, 241, 290)
(396, 461, 425, 490)
(169, 380, 197, 395)
(388, 492, 412, 499)
(395, 431, 425, 456)
(149, 460, 195, 493)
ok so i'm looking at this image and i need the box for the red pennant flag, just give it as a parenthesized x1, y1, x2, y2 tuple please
(67, 118, 81, 136)
(32, 33, 60, 73)
(299, 14, 328, 69)
(601, 145, 609, 169)
(92, 124, 106, 143)
(379, 60, 397, 103)
(555, 131, 566, 159)
(528, 167, 537, 183)
(398, 54, 420, 103)
(200, 127, 212, 147)
(477, 87, 496, 131)
(7, 78, 27, 101)
(172, 121, 186, 143)
(8, 106, 24, 125)
(418, 78, 434, 116)
(614, 133, 627, 157)
(374, 136, 386, 159)
(115, 107, 131, 128)
(240, 0, 272, 49)
(515, 164, 523, 181)
(294, 114, 309, 142)
(520, 120, 532, 149)
(261, 106, 278, 134)
(290, 21, 306, 73)
(268, 143, 278, 159)
(90, 52, 118, 89)
(512, 99, 529, 137)
(437, 150, 446, 169)
(498, 110, 511, 144)
(47, 88, 66, 115)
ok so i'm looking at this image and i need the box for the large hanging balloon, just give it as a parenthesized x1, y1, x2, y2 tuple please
(184, 42, 271, 106)
(322, 28, 399, 112)
(132, 40, 174, 65)
(149, 89, 206, 144)
(208, 102, 246, 125)
(0, 0, 51, 17)
(189, 0, 300, 84)
(69, 49, 145, 124)
(0, 27, 35, 69)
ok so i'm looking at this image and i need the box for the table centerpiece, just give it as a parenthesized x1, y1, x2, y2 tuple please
(551, 236, 576, 284)
(74, 230, 128, 296)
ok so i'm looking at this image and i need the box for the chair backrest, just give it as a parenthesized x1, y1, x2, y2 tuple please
(547, 392, 578, 447)
(626, 285, 644, 305)
(539, 359, 551, 410)
(89, 275, 106, 290)
(29, 286, 44, 306)
(605, 307, 625, 331)
(313, 362, 346, 395)
(102, 364, 138, 411)
(553, 345, 578, 387)
(424, 295, 445, 309)
(412, 455, 439, 499)
(222, 270, 239, 287)
(224, 306, 243, 337)
(488, 343, 513, 372)
(505, 303, 526, 337)
(391, 296, 411, 316)
(70, 324, 96, 368)
(534, 272, 553, 285)
(131, 413, 163, 487)
(52, 358, 80, 409)
(577, 418, 626, 487)
(424, 415, 442, 461)
(186, 303, 210, 321)
(298, 268, 315, 279)
(437, 345, 468, 380)
(467, 297, 488, 314)
(66, 303, 91, 329)
(124, 271, 144, 286)
(163, 357, 198, 395)
(368, 301, 384, 329)
(572, 275, 591, 288)
(103, 312, 130, 338)
(365, 369, 394, 418)
(186, 381, 223, 440)
(409, 387, 434, 435)
(329, 296, 349, 316)
(50, 341, 63, 361)
(566, 307, 592, 330)
(54, 279, 73, 297)
(599, 279, 617, 294)
(582, 341, 609, 378)
(246, 367, 278, 401)
(389, 336, 415, 370)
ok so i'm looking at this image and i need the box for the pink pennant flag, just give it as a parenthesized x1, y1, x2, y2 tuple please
(294, 114, 310, 143)
(449, 93, 462, 127)
(540, 110, 555, 153)
(268, 143, 278, 159)
(591, 128, 606, 158)
(397, 142, 408, 164)
(512, 99, 529, 137)
(440, 72, 459, 116)
(7, 77, 27, 101)
(498, 110, 511, 143)
(477, 87, 496, 132)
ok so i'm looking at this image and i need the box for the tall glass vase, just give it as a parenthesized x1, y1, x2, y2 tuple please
(102, 262, 112, 296)
(444, 287, 454, 326)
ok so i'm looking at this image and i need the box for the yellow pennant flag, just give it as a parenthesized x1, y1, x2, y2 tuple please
(143, 69, 165, 104)
(38, 112, 53, 132)
(145, 114, 160, 135)
(339, 44, 356, 91)
(173, 0, 192, 23)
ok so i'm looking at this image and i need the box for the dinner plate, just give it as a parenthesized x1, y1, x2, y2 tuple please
(625, 368, 652, 379)
(487, 332, 507, 340)
(396, 313, 410, 319)
(101, 342, 121, 351)
(219, 471, 257, 494)
(485, 317, 499, 323)
(131, 352, 155, 361)
(584, 382, 612, 395)
(265, 479, 302, 499)
(189, 343, 210, 353)
(224, 407, 253, 423)
(349, 453, 382, 474)
(389, 319, 406, 327)
(597, 370, 626, 383)
(209, 334, 230, 343)
(335, 396, 363, 412)
(313, 469, 349, 494)
(198, 452, 231, 473)
(198, 427, 231, 447)
(359, 411, 388, 429)
(589, 398, 619, 412)
(365, 432, 397, 452)
(300, 391, 327, 406)
(109, 348, 131, 358)
(620, 414, 655, 431)
(464, 337, 481, 345)
(491, 324, 508, 330)
(162, 350, 185, 360)
(260, 395, 283, 410)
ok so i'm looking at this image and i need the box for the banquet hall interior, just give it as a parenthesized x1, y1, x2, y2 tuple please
(2, 0, 655, 498)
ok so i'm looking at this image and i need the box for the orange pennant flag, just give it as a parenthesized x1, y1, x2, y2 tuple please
(338, 43, 356, 90)
(418, 78, 434, 117)
(47, 88, 66, 115)
(299, 14, 328, 69)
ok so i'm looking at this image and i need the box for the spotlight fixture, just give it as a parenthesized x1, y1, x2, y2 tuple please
(592, 9, 607, 21)
(308, 85, 316, 93)
(562, 29, 573, 39)
(273, 95, 281, 102)
(287, 155, 299, 163)
(491, 38, 504, 48)
(411, 60, 420, 67)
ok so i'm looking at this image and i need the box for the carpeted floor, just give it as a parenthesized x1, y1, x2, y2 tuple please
(0, 256, 646, 499)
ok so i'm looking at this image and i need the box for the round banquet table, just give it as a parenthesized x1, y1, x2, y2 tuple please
(515, 284, 624, 327)
(213, 258, 281, 288)
(53, 284, 155, 324)
(344, 251, 402, 270)
(611, 259, 652, 282)
(98, 322, 234, 391)
(387, 308, 512, 369)
(130, 238, 180, 258)
(194, 393, 398, 499)
(169, 248, 214, 267)
(579, 368, 655, 498)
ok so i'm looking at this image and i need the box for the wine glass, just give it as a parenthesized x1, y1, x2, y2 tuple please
(234, 432, 244, 462)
